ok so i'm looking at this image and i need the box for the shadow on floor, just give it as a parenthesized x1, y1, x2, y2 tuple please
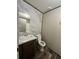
(33, 47, 61, 59)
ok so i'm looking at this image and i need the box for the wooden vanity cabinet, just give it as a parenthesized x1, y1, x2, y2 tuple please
(19, 40, 37, 59)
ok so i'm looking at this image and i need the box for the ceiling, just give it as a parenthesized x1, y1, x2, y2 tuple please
(23, 0, 61, 13)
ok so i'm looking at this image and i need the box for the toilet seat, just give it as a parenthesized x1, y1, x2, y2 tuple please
(39, 41, 46, 47)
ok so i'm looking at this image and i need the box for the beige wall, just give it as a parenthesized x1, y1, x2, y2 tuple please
(42, 7, 61, 55)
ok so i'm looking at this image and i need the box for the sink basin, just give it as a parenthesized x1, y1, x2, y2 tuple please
(19, 35, 37, 45)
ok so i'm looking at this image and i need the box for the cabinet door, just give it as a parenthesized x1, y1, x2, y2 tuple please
(19, 44, 23, 59)
(19, 40, 36, 59)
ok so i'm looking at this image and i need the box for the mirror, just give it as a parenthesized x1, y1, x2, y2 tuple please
(18, 18, 26, 32)
(17, 12, 30, 35)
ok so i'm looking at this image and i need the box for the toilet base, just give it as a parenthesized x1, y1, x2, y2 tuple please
(40, 47, 45, 52)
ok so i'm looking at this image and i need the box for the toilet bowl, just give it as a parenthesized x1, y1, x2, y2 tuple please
(39, 41, 46, 47)
(36, 34, 46, 47)
(38, 41, 46, 52)
(36, 34, 46, 52)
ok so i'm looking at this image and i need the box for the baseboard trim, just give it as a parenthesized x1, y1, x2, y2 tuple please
(47, 47, 61, 57)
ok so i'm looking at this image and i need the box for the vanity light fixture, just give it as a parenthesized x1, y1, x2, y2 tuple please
(18, 12, 30, 19)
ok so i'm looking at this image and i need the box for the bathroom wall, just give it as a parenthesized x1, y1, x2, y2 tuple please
(17, 0, 42, 35)
(42, 7, 61, 55)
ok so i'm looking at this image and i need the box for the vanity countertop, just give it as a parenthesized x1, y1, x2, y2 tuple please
(19, 35, 37, 45)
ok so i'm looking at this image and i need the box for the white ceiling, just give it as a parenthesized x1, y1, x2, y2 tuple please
(24, 0, 61, 13)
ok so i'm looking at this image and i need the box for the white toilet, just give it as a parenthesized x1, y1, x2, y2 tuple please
(36, 34, 46, 52)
